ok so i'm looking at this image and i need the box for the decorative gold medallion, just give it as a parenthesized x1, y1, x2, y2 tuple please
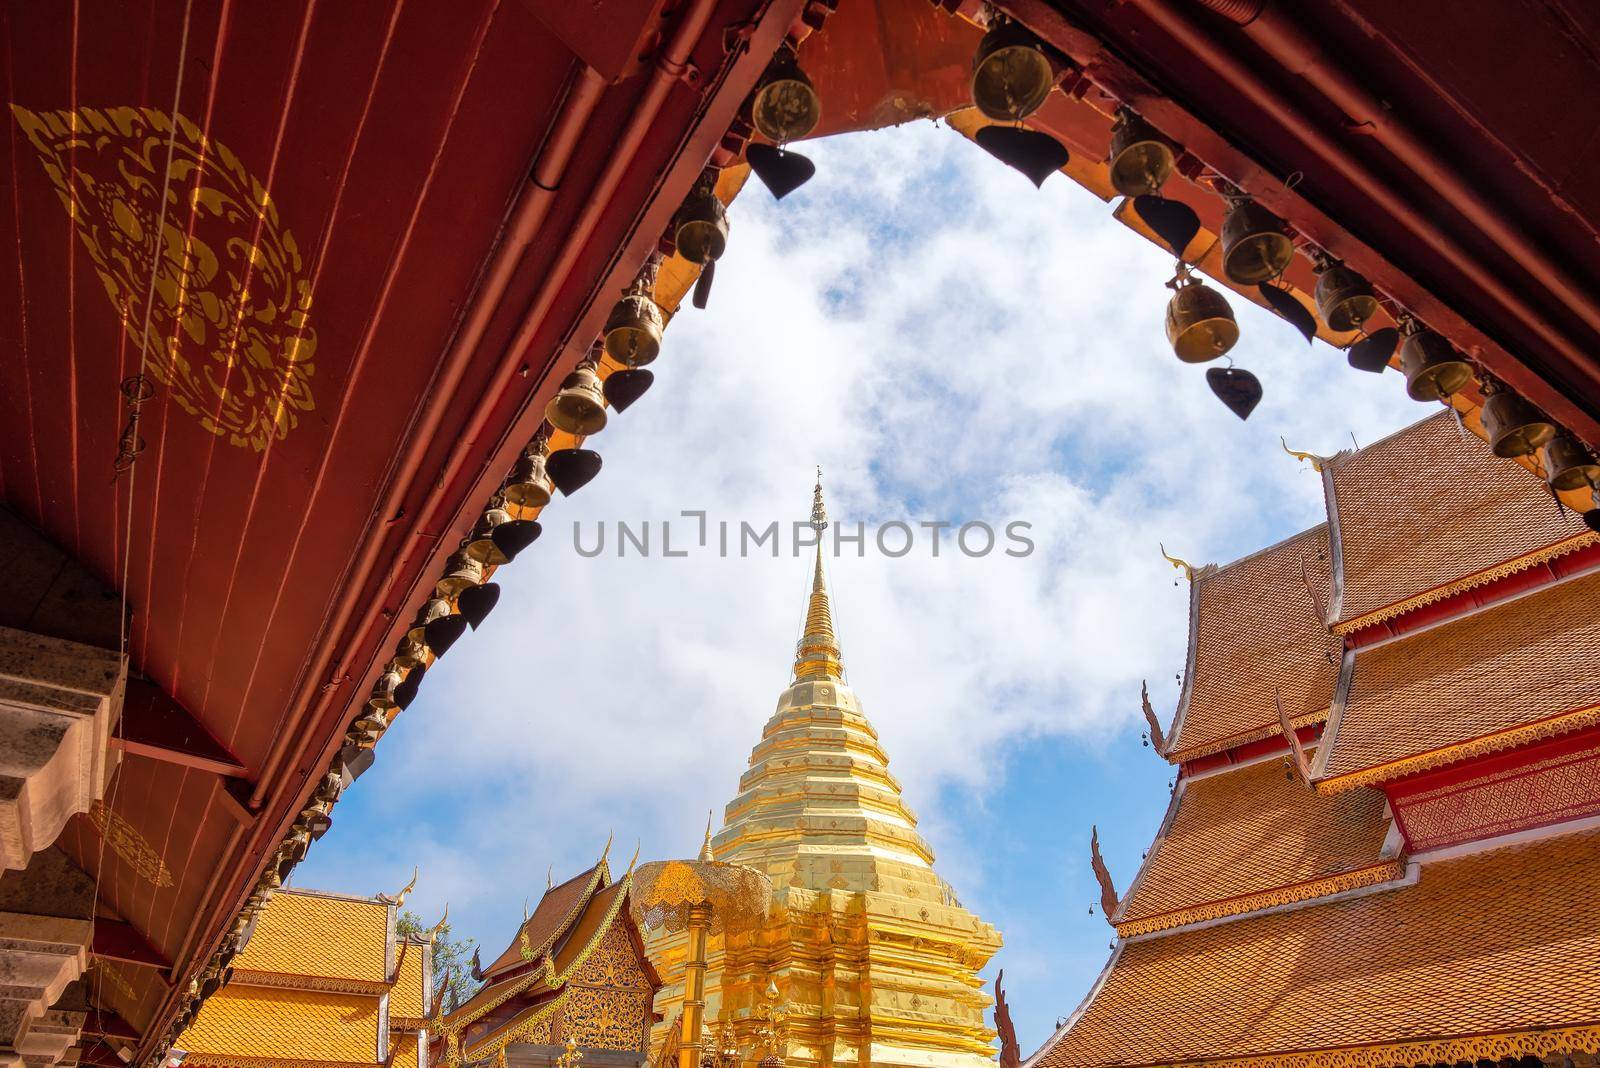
(11, 104, 317, 450)
(88, 799, 175, 888)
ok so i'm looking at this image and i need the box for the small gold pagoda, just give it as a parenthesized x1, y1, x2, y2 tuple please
(647, 476, 1003, 1068)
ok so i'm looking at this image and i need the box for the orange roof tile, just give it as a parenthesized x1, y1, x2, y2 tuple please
(1319, 568, 1600, 789)
(1038, 827, 1600, 1068)
(233, 890, 391, 985)
(1325, 412, 1591, 632)
(179, 985, 382, 1066)
(391, 938, 431, 1020)
(1166, 526, 1338, 760)
(1116, 757, 1392, 935)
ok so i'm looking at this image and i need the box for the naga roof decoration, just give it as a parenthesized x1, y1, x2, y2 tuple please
(1165, 525, 1339, 762)
(1322, 411, 1594, 635)
(1034, 828, 1600, 1068)
(1316, 568, 1600, 792)
(1112, 758, 1395, 938)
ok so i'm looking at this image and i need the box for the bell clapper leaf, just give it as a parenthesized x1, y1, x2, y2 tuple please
(1206, 365, 1263, 420)
(1132, 195, 1200, 260)
(1258, 282, 1317, 344)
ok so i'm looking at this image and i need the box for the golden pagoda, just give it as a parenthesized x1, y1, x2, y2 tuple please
(647, 476, 1003, 1068)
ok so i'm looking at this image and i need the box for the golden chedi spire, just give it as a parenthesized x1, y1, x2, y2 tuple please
(794, 471, 844, 682)
(643, 470, 1002, 1068)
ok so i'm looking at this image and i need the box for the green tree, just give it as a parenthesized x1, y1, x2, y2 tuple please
(397, 909, 482, 1011)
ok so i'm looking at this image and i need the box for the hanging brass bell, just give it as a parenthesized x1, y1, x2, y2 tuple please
(408, 597, 452, 649)
(1480, 390, 1556, 458)
(1399, 328, 1474, 401)
(505, 444, 553, 510)
(1220, 199, 1295, 285)
(752, 52, 821, 144)
(370, 667, 404, 711)
(545, 349, 608, 436)
(675, 174, 729, 267)
(435, 551, 483, 598)
(1107, 108, 1175, 197)
(603, 260, 664, 368)
(1165, 276, 1240, 363)
(1313, 264, 1379, 333)
(1542, 435, 1600, 492)
(392, 633, 428, 672)
(465, 496, 513, 565)
(971, 18, 1054, 122)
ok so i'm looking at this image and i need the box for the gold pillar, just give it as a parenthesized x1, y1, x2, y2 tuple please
(678, 903, 712, 1068)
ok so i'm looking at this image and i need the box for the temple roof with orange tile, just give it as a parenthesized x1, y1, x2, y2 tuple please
(1035, 827, 1600, 1068)
(180, 985, 384, 1067)
(230, 889, 391, 987)
(1323, 411, 1593, 634)
(1165, 525, 1338, 761)
(1114, 756, 1394, 936)
(1316, 567, 1600, 791)
(482, 861, 606, 978)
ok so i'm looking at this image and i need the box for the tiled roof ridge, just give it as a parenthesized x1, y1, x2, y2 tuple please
(223, 970, 392, 997)
(1163, 524, 1333, 763)
(1115, 859, 1408, 938)
(182, 1057, 383, 1068)
(274, 886, 395, 907)
(1169, 709, 1327, 764)
(1332, 530, 1597, 636)
(1317, 702, 1600, 794)
(483, 859, 609, 979)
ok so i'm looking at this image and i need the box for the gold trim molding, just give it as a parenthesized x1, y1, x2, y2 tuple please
(1333, 532, 1596, 636)
(225, 969, 391, 997)
(1190, 1022, 1600, 1068)
(1169, 711, 1325, 765)
(1115, 862, 1406, 938)
(1317, 705, 1600, 794)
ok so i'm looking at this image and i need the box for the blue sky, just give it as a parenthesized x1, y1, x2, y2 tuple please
(294, 120, 1423, 1050)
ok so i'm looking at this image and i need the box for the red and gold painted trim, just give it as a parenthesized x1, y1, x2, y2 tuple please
(1173, 718, 1324, 774)
(1386, 724, 1600, 852)
(1114, 861, 1406, 938)
(1339, 534, 1599, 642)
(1316, 704, 1600, 795)
(1186, 1022, 1600, 1068)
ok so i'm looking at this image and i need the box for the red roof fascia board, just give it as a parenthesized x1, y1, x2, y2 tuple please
(1345, 540, 1600, 649)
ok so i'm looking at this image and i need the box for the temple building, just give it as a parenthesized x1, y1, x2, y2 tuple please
(646, 481, 1003, 1068)
(431, 846, 661, 1068)
(1036, 412, 1600, 1068)
(175, 887, 436, 1068)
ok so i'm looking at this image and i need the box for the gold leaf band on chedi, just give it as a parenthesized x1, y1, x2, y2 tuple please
(11, 104, 317, 450)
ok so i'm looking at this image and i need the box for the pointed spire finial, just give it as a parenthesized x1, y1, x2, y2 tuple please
(794, 471, 843, 682)
(546, 863, 553, 890)
(700, 812, 715, 863)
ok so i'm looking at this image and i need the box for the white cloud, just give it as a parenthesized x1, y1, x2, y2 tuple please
(296, 119, 1422, 1046)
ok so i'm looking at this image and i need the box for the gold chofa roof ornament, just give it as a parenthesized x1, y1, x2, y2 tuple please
(794, 471, 844, 682)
